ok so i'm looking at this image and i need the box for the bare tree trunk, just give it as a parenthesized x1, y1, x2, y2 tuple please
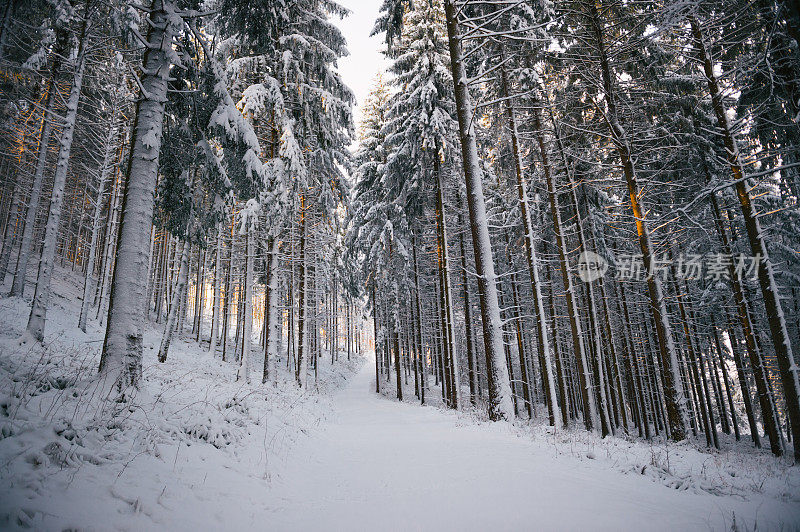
(708, 324, 731, 436)
(347, 299, 352, 361)
(79, 94, 119, 332)
(26, 15, 88, 341)
(95, 159, 123, 317)
(703, 160, 767, 448)
(501, 65, 560, 426)
(674, 275, 714, 446)
(455, 206, 477, 406)
(597, 275, 629, 430)
(726, 309, 761, 447)
(209, 223, 222, 352)
(0, 171, 22, 279)
(144, 225, 157, 319)
(11, 69, 58, 297)
(193, 247, 205, 341)
(332, 271, 338, 363)
(712, 315, 740, 440)
(544, 242, 570, 427)
(434, 154, 459, 409)
(586, 3, 688, 440)
(295, 197, 307, 387)
(222, 219, 234, 362)
(153, 232, 169, 322)
(238, 227, 254, 382)
(411, 233, 426, 403)
(542, 121, 597, 431)
(508, 260, 532, 419)
(393, 304, 403, 401)
(620, 280, 652, 440)
(443, 0, 512, 420)
(158, 239, 189, 362)
(99, 0, 177, 390)
(263, 237, 279, 385)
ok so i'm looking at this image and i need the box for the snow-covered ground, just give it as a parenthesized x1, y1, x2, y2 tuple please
(0, 269, 364, 530)
(261, 364, 800, 531)
(1, 268, 799, 530)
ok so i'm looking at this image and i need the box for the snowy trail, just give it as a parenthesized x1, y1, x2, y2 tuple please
(261, 362, 798, 531)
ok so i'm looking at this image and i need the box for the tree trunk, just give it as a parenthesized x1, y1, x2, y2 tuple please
(26, 16, 88, 341)
(209, 223, 223, 352)
(620, 281, 652, 440)
(674, 275, 714, 447)
(158, 239, 189, 362)
(193, 246, 204, 339)
(222, 218, 234, 361)
(372, 284, 380, 394)
(238, 227, 254, 382)
(434, 154, 459, 409)
(726, 309, 761, 447)
(586, 3, 688, 440)
(263, 237, 279, 385)
(542, 121, 597, 431)
(455, 207, 477, 406)
(95, 154, 124, 320)
(0, 170, 22, 279)
(712, 315, 740, 440)
(411, 233, 426, 403)
(502, 66, 560, 426)
(544, 242, 570, 427)
(508, 260, 532, 419)
(79, 89, 119, 332)
(295, 197, 307, 387)
(11, 68, 58, 297)
(99, 0, 177, 390)
(443, 0, 512, 420)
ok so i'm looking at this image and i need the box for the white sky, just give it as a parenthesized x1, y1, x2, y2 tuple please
(332, 0, 390, 147)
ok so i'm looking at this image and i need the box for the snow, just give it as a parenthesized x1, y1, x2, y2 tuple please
(1, 268, 799, 530)
(140, 127, 160, 150)
(262, 364, 800, 531)
(0, 268, 363, 530)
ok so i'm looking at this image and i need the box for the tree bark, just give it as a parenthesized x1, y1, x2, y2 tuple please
(79, 110, 118, 332)
(295, 197, 307, 387)
(501, 68, 560, 426)
(263, 237, 279, 385)
(443, 0, 512, 420)
(209, 223, 222, 352)
(26, 14, 89, 341)
(99, 0, 177, 390)
(434, 154, 459, 408)
(238, 226, 254, 382)
(158, 239, 189, 362)
(11, 67, 58, 297)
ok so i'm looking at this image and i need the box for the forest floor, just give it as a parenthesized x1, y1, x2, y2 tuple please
(1, 267, 799, 530)
(0, 267, 364, 530)
(260, 364, 800, 531)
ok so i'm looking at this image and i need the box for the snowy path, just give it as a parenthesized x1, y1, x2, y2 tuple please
(262, 363, 798, 531)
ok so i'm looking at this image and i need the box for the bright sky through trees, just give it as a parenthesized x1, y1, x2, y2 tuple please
(334, 0, 390, 138)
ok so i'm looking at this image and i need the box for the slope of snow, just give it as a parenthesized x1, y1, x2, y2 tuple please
(0, 268, 364, 530)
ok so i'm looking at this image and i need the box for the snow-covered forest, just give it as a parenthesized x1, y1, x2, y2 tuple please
(0, 0, 799, 529)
